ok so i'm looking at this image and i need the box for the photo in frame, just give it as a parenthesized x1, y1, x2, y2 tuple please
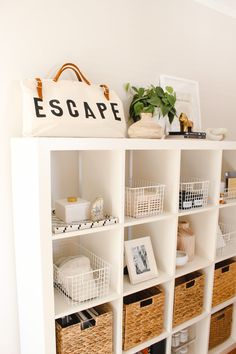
(159, 75, 201, 133)
(124, 236, 158, 284)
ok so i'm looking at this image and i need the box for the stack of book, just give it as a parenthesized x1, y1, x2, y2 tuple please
(168, 132, 206, 139)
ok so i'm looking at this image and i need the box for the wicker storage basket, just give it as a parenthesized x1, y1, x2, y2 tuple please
(123, 286, 165, 350)
(173, 271, 205, 327)
(212, 258, 236, 307)
(56, 304, 112, 354)
(209, 305, 233, 349)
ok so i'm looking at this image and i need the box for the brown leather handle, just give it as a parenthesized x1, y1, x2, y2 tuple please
(35, 63, 110, 101)
(53, 63, 91, 85)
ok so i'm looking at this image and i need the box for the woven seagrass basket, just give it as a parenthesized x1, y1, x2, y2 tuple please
(209, 305, 233, 349)
(212, 258, 236, 307)
(123, 286, 165, 350)
(173, 271, 205, 327)
(56, 304, 112, 354)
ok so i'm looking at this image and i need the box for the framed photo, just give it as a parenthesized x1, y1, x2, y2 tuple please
(159, 75, 201, 132)
(124, 236, 158, 284)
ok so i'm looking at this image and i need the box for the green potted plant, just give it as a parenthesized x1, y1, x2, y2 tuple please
(125, 84, 177, 138)
(125, 83, 177, 123)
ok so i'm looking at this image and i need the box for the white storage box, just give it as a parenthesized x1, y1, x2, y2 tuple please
(55, 198, 90, 223)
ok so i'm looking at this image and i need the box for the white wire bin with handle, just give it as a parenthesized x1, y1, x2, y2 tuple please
(179, 178, 209, 211)
(54, 243, 111, 304)
(125, 179, 165, 218)
(216, 223, 236, 257)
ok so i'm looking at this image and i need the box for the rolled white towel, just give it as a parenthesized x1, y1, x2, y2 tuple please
(206, 128, 228, 141)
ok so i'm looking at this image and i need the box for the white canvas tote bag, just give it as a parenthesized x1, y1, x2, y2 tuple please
(21, 63, 127, 137)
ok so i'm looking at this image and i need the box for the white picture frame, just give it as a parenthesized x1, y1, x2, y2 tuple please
(159, 75, 201, 133)
(124, 236, 158, 284)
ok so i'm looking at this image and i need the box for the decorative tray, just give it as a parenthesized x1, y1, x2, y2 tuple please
(52, 214, 119, 234)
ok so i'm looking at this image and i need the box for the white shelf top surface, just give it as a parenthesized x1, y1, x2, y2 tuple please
(208, 337, 236, 354)
(52, 223, 120, 240)
(211, 296, 236, 314)
(175, 255, 212, 278)
(122, 330, 168, 354)
(12, 137, 236, 151)
(123, 271, 172, 297)
(172, 311, 209, 334)
(124, 212, 175, 227)
(54, 289, 119, 319)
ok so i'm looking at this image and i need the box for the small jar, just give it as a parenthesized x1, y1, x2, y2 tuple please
(171, 332, 180, 348)
(179, 346, 188, 354)
(180, 328, 189, 343)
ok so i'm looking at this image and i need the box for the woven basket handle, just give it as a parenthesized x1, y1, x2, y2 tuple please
(186, 279, 195, 288)
(216, 313, 225, 321)
(222, 265, 229, 273)
(140, 298, 153, 308)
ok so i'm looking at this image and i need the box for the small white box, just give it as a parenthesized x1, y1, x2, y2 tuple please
(55, 198, 91, 223)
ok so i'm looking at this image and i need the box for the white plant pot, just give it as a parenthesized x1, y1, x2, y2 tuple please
(128, 112, 165, 139)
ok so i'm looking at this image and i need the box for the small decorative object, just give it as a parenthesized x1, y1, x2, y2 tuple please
(180, 328, 189, 343)
(52, 214, 118, 234)
(125, 83, 177, 138)
(160, 75, 201, 134)
(55, 197, 90, 223)
(90, 196, 104, 221)
(206, 128, 228, 141)
(179, 347, 188, 354)
(124, 236, 158, 284)
(176, 250, 189, 267)
(171, 333, 180, 347)
(177, 221, 195, 261)
(179, 113, 193, 133)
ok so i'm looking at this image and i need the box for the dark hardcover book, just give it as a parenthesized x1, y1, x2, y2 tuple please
(150, 339, 166, 353)
(169, 131, 185, 135)
(184, 134, 206, 139)
(184, 132, 206, 139)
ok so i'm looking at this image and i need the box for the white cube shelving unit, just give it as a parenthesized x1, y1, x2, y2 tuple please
(11, 138, 236, 354)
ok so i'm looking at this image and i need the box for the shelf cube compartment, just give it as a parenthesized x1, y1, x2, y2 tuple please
(212, 258, 236, 307)
(179, 178, 209, 211)
(122, 286, 165, 350)
(125, 179, 165, 218)
(54, 243, 111, 304)
(173, 271, 205, 327)
(209, 305, 233, 349)
(56, 303, 113, 354)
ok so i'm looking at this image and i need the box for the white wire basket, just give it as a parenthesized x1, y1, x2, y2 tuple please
(179, 178, 209, 211)
(223, 187, 236, 201)
(54, 244, 111, 304)
(125, 179, 165, 218)
(216, 223, 236, 257)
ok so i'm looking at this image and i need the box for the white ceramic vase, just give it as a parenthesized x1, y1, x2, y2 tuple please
(128, 112, 165, 139)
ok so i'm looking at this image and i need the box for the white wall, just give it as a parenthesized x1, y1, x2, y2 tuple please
(1, 1, 236, 353)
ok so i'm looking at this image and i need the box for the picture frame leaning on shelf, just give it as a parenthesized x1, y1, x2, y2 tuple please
(124, 236, 158, 284)
(159, 75, 201, 134)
